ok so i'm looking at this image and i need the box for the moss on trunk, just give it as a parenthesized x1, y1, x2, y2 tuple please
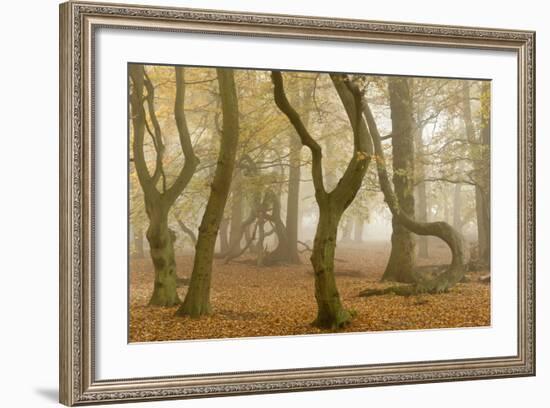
(129, 64, 199, 307)
(382, 221, 416, 283)
(272, 72, 372, 329)
(381, 78, 416, 283)
(178, 68, 240, 318)
(147, 212, 180, 306)
(311, 208, 351, 329)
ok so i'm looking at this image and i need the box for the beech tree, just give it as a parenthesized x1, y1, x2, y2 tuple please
(462, 81, 491, 267)
(272, 71, 373, 328)
(178, 68, 240, 317)
(349, 79, 466, 296)
(381, 78, 416, 283)
(129, 65, 199, 306)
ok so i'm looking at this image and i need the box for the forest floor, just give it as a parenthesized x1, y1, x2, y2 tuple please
(129, 241, 490, 342)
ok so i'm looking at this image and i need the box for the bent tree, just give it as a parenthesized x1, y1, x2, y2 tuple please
(381, 78, 416, 283)
(178, 68, 240, 317)
(272, 71, 373, 329)
(352, 81, 466, 296)
(129, 65, 199, 306)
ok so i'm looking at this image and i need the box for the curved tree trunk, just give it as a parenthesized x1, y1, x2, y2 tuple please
(272, 72, 372, 329)
(359, 83, 465, 297)
(178, 68, 240, 317)
(381, 78, 416, 283)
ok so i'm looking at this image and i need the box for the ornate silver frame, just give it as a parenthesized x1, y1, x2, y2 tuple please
(59, 1, 536, 405)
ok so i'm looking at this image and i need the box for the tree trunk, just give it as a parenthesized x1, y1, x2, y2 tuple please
(134, 227, 145, 258)
(381, 78, 416, 283)
(340, 218, 352, 243)
(311, 204, 351, 328)
(286, 81, 313, 262)
(178, 68, 240, 317)
(353, 216, 364, 243)
(146, 205, 180, 306)
(286, 133, 302, 262)
(416, 180, 429, 257)
(475, 187, 489, 262)
(226, 170, 244, 257)
(463, 81, 491, 267)
(272, 72, 373, 329)
(256, 209, 266, 266)
(360, 89, 466, 296)
(176, 217, 197, 246)
(129, 65, 199, 307)
(218, 218, 229, 254)
(264, 190, 301, 265)
(443, 187, 451, 224)
(478, 82, 491, 267)
(452, 183, 462, 232)
(414, 125, 429, 258)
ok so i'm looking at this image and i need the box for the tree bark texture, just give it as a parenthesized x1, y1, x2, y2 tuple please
(272, 72, 372, 328)
(381, 78, 416, 283)
(129, 65, 199, 306)
(178, 68, 240, 317)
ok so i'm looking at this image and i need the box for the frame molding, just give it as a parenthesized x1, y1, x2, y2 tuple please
(59, 1, 535, 405)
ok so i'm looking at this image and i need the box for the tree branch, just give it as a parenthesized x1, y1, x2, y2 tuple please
(164, 66, 200, 204)
(176, 217, 197, 244)
(143, 72, 166, 190)
(129, 65, 158, 200)
(271, 71, 326, 199)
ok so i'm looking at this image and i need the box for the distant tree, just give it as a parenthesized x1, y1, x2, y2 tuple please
(285, 78, 315, 263)
(462, 81, 491, 267)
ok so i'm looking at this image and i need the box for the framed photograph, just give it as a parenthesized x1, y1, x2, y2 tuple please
(59, 1, 535, 405)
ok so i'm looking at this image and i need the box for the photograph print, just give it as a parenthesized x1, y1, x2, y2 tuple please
(128, 63, 491, 343)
